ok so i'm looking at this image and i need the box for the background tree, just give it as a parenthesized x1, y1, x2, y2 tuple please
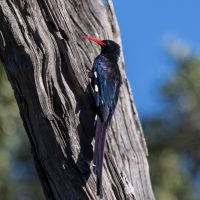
(0, 1, 154, 199)
(143, 42, 200, 200)
(0, 62, 45, 199)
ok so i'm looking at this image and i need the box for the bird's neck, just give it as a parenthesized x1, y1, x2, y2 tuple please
(100, 53, 119, 62)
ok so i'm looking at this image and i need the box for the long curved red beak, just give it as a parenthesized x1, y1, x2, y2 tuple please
(82, 36, 106, 46)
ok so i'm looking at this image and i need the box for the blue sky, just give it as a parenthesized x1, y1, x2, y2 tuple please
(112, 1, 200, 117)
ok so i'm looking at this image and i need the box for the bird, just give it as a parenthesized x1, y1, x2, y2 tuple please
(82, 35, 122, 198)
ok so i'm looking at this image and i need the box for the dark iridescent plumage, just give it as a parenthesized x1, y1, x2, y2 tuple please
(82, 36, 122, 198)
(93, 54, 121, 121)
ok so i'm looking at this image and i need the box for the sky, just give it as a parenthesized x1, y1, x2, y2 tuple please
(112, 1, 200, 118)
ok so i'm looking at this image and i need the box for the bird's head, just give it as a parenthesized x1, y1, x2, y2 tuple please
(82, 36, 120, 61)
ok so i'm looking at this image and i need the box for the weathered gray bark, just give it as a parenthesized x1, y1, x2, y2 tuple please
(0, 0, 155, 199)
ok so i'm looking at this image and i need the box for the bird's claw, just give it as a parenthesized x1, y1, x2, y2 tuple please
(85, 64, 93, 78)
(85, 64, 91, 72)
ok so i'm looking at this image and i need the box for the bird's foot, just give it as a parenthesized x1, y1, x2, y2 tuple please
(85, 64, 93, 78)
(85, 64, 91, 72)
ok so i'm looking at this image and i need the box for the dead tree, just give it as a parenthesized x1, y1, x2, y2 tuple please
(0, 0, 155, 199)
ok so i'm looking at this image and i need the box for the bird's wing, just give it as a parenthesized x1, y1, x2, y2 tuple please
(110, 72, 122, 117)
(93, 56, 117, 121)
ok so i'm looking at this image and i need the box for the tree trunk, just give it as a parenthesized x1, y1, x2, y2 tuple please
(0, 0, 155, 199)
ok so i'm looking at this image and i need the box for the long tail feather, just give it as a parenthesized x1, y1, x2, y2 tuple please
(93, 115, 107, 198)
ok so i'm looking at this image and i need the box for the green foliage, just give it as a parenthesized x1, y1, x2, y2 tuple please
(143, 47, 200, 200)
(0, 63, 45, 200)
